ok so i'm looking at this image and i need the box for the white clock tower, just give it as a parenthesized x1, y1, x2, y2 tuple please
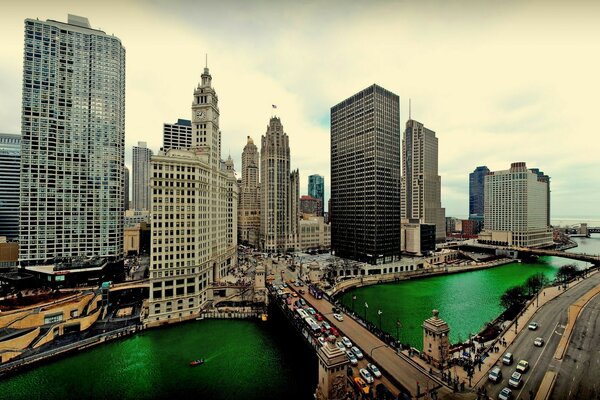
(191, 65, 221, 167)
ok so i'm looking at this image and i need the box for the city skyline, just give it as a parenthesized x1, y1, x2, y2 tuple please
(1, 1, 599, 219)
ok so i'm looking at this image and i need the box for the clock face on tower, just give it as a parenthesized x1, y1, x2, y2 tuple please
(195, 110, 205, 120)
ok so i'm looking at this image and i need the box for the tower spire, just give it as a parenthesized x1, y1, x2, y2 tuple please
(205, 53, 208, 68)
(409, 98, 412, 120)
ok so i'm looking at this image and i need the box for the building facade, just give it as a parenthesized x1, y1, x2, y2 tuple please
(19, 15, 125, 265)
(469, 166, 490, 221)
(401, 119, 446, 242)
(308, 174, 324, 216)
(479, 162, 553, 248)
(147, 67, 238, 326)
(331, 84, 401, 265)
(238, 136, 260, 247)
(300, 195, 321, 216)
(0, 134, 21, 240)
(123, 165, 129, 212)
(162, 119, 192, 151)
(132, 141, 153, 211)
(259, 117, 298, 253)
(298, 216, 331, 251)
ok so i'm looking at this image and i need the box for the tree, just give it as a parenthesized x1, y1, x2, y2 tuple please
(525, 273, 549, 296)
(500, 285, 526, 310)
(557, 264, 578, 284)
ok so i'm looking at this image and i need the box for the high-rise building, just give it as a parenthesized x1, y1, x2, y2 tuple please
(479, 162, 552, 248)
(238, 136, 260, 246)
(401, 119, 446, 242)
(331, 84, 401, 265)
(162, 119, 192, 151)
(123, 165, 130, 212)
(469, 166, 490, 221)
(0, 134, 21, 240)
(300, 195, 321, 216)
(308, 174, 324, 216)
(148, 67, 238, 326)
(529, 168, 551, 227)
(132, 141, 153, 211)
(19, 15, 125, 265)
(259, 117, 298, 253)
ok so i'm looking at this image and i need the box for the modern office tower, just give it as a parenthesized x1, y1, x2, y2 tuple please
(0, 134, 21, 240)
(401, 119, 446, 242)
(238, 136, 260, 246)
(529, 168, 551, 227)
(259, 117, 298, 253)
(162, 119, 192, 151)
(123, 165, 130, 212)
(148, 67, 238, 326)
(469, 166, 490, 220)
(300, 195, 321, 216)
(132, 141, 153, 211)
(20, 15, 125, 265)
(331, 84, 401, 265)
(308, 174, 324, 216)
(479, 162, 553, 248)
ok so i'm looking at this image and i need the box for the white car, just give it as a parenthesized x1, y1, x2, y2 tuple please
(534, 337, 544, 347)
(499, 387, 513, 400)
(346, 350, 358, 365)
(342, 336, 352, 348)
(528, 322, 539, 330)
(508, 371, 522, 388)
(359, 368, 374, 384)
(333, 313, 344, 322)
(351, 346, 364, 359)
(367, 363, 382, 378)
(336, 341, 345, 350)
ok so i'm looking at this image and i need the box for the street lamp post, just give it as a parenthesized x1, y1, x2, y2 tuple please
(352, 295, 356, 313)
(396, 319, 402, 346)
(364, 302, 369, 321)
(370, 344, 388, 358)
(378, 309, 383, 330)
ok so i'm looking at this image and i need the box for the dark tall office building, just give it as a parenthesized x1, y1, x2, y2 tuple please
(469, 166, 490, 220)
(331, 84, 401, 265)
(308, 174, 324, 216)
(0, 133, 21, 240)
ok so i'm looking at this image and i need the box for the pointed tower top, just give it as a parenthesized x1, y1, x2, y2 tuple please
(409, 98, 412, 120)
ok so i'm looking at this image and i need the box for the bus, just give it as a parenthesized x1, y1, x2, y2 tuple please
(308, 284, 323, 300)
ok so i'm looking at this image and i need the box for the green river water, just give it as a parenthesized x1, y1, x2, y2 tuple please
(2, 236, 598, 399)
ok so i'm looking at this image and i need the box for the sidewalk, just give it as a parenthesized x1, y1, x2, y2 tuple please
(401, 270, 598, 395)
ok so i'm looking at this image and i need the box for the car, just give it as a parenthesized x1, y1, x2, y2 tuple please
(277, 289, 284, 296)
(367, 363, 382, 378)
(317, 336, 326, 346)
(498, 387, 513, 400)
(534, 337, 544, 347)
(342, 336, 352, 348)
(322, 321, 331, 331)
(488, 366, 502, 383)
(359, 368, 374, 384)
(528, 322, 539, 330)
(282, 282, 288, 288)
(333, 313, 344, 322)
(351, 346, 364, 359)
(315, 313, 323, 322)
(502, 352, 513, 365)
(508, 371, 522, 388)
(299, 289, 305, 295)
(292, 292, 298, 297)
(329, 327, 340, 337)
(353, 377, 370, 395)
(336, 341, 346, 350)
(516, 360, 529, 373)
(346, 350, 358, 365)
(307, 307, 315, 315)
(299, 299, 306, 306)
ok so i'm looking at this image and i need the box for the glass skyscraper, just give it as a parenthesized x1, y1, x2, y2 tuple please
(20, 15, 125, 265)
(469, 166, 490, 220)
(308, 174, 324, 216)
(331, 84, 401, 265)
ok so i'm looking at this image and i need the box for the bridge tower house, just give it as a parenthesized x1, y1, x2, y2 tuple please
(422, 309, 450, 369)
(315, 341, 349, 400)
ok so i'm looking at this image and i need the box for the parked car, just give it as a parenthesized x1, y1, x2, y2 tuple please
(299, 289, 305, 295)
(353, 377, 370, 395)
(534, 337, 544, 347)
(502, 352, 513, 365)
(528, 322, 539, 330)
(336, 341, 346, 350)
(329, 327, 339, 337)
(342, 336, 352, 348)
(508, 371, 522, 388)
(346, 350, 358, 365)
(488, 366, 502, 383)
(322, 321, 331, 331)
(333, 313, 344, 322)
(359, 368, 374, 384)
(498, 387, 513, 400)
(317, 336, 326, 346)
(351, 346, 364, 359)
(516, 360, 529, 373)
(367, 363, 382, 378)
(315, 313, 323, 322)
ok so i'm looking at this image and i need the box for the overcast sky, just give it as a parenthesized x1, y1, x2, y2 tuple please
(1, 0, 599, 220)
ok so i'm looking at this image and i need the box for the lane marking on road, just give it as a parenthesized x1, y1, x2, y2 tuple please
(517, 320, 560, 399)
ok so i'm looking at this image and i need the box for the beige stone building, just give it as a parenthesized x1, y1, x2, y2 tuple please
(238, 136, 260, 247)
(298, 215, 331, 251)
(146, 67, 238, 327)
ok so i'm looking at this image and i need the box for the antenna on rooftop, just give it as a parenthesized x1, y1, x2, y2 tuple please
(409, 98, 412, 120)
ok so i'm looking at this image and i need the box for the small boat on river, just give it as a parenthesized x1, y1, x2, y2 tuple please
(190, 359, 204, 366)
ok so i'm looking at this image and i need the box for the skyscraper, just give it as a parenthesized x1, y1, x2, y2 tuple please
(148, 67, 238, 326)
(238, 136, 260, 246)
(162, 119, 192, 151)
(308, 174, 324, 216)
(480, 162, 552, 248)
(123, 165, 130, 212)
(20, 15, 125, 265)
(469, 166, 490, 220)
(401, 119, 446, 242)
(132, 141, 153, 211)
(259, 117, 298, 252)
(0, 133, 21, 240)
(331, 84, 401, 265)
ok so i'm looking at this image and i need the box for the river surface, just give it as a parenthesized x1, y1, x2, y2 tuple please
(2, 235, 598, 399)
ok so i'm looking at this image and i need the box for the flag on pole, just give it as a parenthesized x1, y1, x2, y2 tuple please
(365, 302, 369, 308)
(272, 104, 277, 109)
